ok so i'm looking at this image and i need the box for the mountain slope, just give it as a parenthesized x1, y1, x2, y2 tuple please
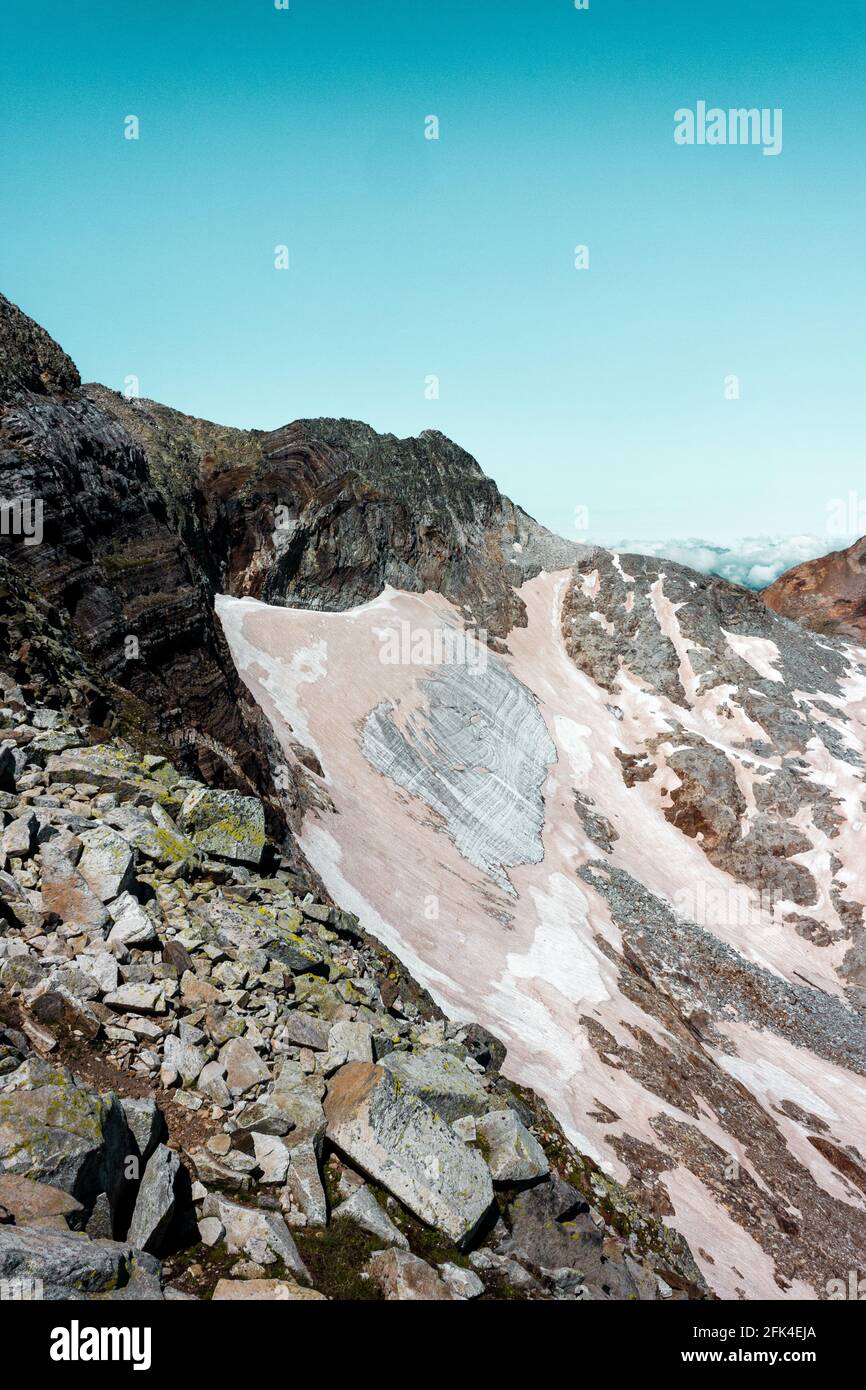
(218, 553, 866, 1299)
(2, 293, 866, 1299)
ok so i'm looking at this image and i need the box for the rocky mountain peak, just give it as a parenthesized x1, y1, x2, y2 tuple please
(0, 294, 80, 402)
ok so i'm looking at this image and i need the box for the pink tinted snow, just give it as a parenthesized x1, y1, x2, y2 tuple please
(216, 572, 866, 1298)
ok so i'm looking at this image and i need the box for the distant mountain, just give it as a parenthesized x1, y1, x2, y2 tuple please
(764, 535, 866, 642)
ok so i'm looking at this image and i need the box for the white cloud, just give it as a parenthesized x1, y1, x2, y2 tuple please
(611, 535, 855, 591)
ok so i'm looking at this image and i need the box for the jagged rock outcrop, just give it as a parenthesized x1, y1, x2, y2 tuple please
(764, 535, 866, 642)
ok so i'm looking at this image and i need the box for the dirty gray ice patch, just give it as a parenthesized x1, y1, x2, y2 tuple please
(362, 652, 556, 894)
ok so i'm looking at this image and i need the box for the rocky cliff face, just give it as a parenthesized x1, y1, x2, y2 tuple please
(2, 293, 866, 1302)
(763, 535, 866, 642)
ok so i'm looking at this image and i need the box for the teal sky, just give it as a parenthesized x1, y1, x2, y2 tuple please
(1, 0, 864, 548)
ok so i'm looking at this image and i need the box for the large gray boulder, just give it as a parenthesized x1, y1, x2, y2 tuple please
(0, 1058, 130, 1223)
(178, 788, 266, 865)
(324, 1062, 494, 1245)
(0, 1223, 160, 1300)
(380, 1047, 490, 1122)
(475, 1108, 549, 1183)
(77, 825, 136, 903)
(127, 1143, 180, 1255)
(39, 844, 110, 932)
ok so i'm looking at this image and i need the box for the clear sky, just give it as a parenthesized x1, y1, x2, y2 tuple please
(2, 0, 864, 550)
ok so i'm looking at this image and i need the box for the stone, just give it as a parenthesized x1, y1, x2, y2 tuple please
(163, 1033, 207, 1086)
(77, 825, 136, 903)
(439, 1261, 484, 1299)
(367, 1248, 456, 1301)
(30, 989, 101, 1040)
(475, 1108, 549, 1183)
(252, 1132, 291, 1184)
(196, 1060, 232, 1108)
(212, 1278, 326, 1301)
(107, 805, 196, 869)
(220, 1036, 270, 1093)
(121, 1097, 165, 1167)
(283, 1140, 327, 1227)
(127, 1143, 180, 1255)
(45, 964, 100, 1002)
(164, 939, 195, 975)
(39, 844, 110, 932)
(1, 812, 36, 861)
(324, 1062, 494, 1245)
(178, 788, 266, 865)
(0, 1223, 159, 1300)
(81, 949, 119, 995)
(181, 971, 221, 1008)
(103, 982, 166, 1015)
(380, 1047, 490, 1122)
(452, 1115, 476, 1142)
(0, 1058, 130, 1218)
(0, 1172, 82, 1229)
(325, 1019, 373, 1071)
(106, 893, 158, 948)
(202, 1194, 309, 1283)
(197, 1215, 224, 1247)
(188, 1148, 250, 1192)
(333, 1182, 408, 1249)
(0, 870, 43, 930)
(45, 748, 177, 807)
(281, 1011, 332, 1051)
(496, 1177, 640, 1300)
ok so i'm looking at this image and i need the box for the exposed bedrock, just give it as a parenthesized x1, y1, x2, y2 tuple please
(764, 534, 866, 643)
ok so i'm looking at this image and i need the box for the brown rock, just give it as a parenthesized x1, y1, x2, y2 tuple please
(0, 1173, 82, 1229)
(764, 535, 866, 641)
(367, 1248, 456, 1301)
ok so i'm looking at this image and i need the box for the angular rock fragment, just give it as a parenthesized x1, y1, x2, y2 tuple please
(324, 1062, 494, 1245)
(0, 1223, 159, 1300)
(381, 1047, 490, 1122)
(202, 1193, 309, 1282)
(333, 1182, 408, 1249)
(77, 825, 136, 903)
(367, 1248, 456, 1301)
(179, 788, 266, 865)
(220, 1036, 270, 1094)
(475, 1108, 549, 1183)
(128, 1143, 181, 1255)
(39, 844, 110, 931)
(212, 1278, 326, 1301)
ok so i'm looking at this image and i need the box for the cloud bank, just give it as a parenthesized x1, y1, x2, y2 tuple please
(611, 536, 855, 591)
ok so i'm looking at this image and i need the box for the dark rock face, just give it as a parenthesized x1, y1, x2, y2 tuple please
(0, 293, 577, 845)
(0, 295, 80, 401)
(764, 535, 866, 642)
